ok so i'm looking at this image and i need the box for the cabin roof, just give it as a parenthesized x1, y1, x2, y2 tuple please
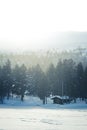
(51, 95, 69, 100)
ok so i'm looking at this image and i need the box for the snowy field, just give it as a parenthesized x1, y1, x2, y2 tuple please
(0, 107, 87, 130)
(0, 96, 87, 130)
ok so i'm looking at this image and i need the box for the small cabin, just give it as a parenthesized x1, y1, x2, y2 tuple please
(51, 95, 71, 104)
(51, 96, 63, 104)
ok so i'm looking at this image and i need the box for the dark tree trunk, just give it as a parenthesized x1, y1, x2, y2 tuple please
(7, 92, 10, 100)
(21, 94, 24, 101)
(43, 97, 45, 104)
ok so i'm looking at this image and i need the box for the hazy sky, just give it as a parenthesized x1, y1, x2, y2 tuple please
(0, 0, 87, 51)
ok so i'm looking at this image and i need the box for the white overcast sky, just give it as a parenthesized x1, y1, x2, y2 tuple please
(0, 0, 87, 51)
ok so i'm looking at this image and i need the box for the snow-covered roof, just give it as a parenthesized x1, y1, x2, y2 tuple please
(51, 95, 69, 99)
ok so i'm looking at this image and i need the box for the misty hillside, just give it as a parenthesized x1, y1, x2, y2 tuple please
(0, 32, 87, 51)
(47, 32, 87, 50)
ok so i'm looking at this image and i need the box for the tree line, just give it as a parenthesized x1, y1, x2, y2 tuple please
(0, 59, 87, 104)
(0, 47, 87, 72)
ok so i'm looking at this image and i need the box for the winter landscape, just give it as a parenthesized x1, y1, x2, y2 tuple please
(0, 0, 87, 130)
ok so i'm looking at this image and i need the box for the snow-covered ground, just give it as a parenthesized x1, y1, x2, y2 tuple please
(0, 108, 87, 130)
(0, 96, 87, 130)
